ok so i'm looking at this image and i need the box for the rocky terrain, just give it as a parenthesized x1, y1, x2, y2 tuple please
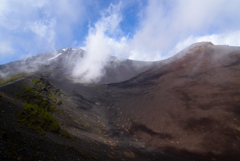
(1, 42, 240, 161)
(0, 48, 160, 84)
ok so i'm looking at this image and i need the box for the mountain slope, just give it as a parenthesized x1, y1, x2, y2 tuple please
(106, 42, 240, 160)
(1, 42, 240, 160)
(0, 48, 160, 84)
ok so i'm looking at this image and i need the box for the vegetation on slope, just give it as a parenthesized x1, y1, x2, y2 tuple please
(0, 76, 98, 160)
(18, 103, 60, 134)
(15, 78, 64, 135)
(0, 73, 27, 86)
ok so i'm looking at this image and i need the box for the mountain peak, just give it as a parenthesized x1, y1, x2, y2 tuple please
(1, 43, 240, 160)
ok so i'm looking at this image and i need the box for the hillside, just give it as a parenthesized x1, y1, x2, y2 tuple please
(1, 42, 240, 160)
(0, 48, 160, 84)
(107, 42, 240, 160)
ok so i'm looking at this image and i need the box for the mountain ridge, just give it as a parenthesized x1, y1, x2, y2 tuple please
(0, 47, 161, 84)
(1, 42, 240, 160)
(106, 42, 240, 160)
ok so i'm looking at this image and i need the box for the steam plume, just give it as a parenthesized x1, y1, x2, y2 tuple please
(72, 3, 126, 83)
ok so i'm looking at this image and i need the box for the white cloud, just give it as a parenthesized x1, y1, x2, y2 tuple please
(30, 20, 50, 37)
(72, 0, 240, 83)
(0, 0, 89, 63)
(1, 0, 240, 82)
(0, 41, 14, 55)
(72, 3, 126, 83)
(28, 19, 56, 51)
(127, 0, 240, 60)
(196, 31, 240, 46)
(170, 30, 240, 56)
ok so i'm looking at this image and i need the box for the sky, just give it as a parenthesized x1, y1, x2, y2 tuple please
(1, 0, 240, 65)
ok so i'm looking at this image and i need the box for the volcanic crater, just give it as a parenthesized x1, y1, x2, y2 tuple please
(1, 42, 240, 161)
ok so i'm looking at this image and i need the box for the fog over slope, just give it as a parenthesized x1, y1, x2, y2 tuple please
(106, 42, 240, 160)
(0, 48, 161, 84)
(1, 42, 240, 160)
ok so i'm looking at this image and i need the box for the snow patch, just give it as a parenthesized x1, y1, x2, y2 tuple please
(47, 53, 62, 61)
(62, 48, 67, 51)
(80, 47, 86, 50)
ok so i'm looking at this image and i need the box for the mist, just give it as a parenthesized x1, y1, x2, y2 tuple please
(0, 0, 90, 64)
(0, 51, 57, 79)
(72, 3, 127, 83)
(1, 0, 240, 83)
(71, 0, 240, 83)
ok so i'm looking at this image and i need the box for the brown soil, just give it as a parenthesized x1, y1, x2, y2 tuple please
(107, 42, 240, 161)
(1, 42, 240, 161)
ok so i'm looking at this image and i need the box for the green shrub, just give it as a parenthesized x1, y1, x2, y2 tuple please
(36, 146, 43, 151)
(0, 73, 27, 86)
(61, 129, 69, 138)
(32, 78, 40, 84)
(16, 79, 67, 136)
(92, 156, 98, 160)
(78, 150, 87, 159)
(56, 101, 62, 105)
(18, 103, 60, 134)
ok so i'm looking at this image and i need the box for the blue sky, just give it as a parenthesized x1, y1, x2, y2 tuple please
(1, 0, 240, 65)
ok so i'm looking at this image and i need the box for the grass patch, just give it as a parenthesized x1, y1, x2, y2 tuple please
(78, 149, 87, 159)
(36, 146, 44, 151)
(32, 78, 40, 84)
(0, 73, 27, 86)
(92, 156, 98, 160)
(16, 78, 70, 137)
(16, 85, 56, 112)
(18, 103, 60, 134)
(61, 129, 70, 138)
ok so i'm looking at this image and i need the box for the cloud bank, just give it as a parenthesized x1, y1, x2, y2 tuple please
(71, 0, 240, 82)
(1, 0, 240, 83)
(0, 0, 89, 64)
(102, 0, 240, 60)
(72, 3, 127, 83)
